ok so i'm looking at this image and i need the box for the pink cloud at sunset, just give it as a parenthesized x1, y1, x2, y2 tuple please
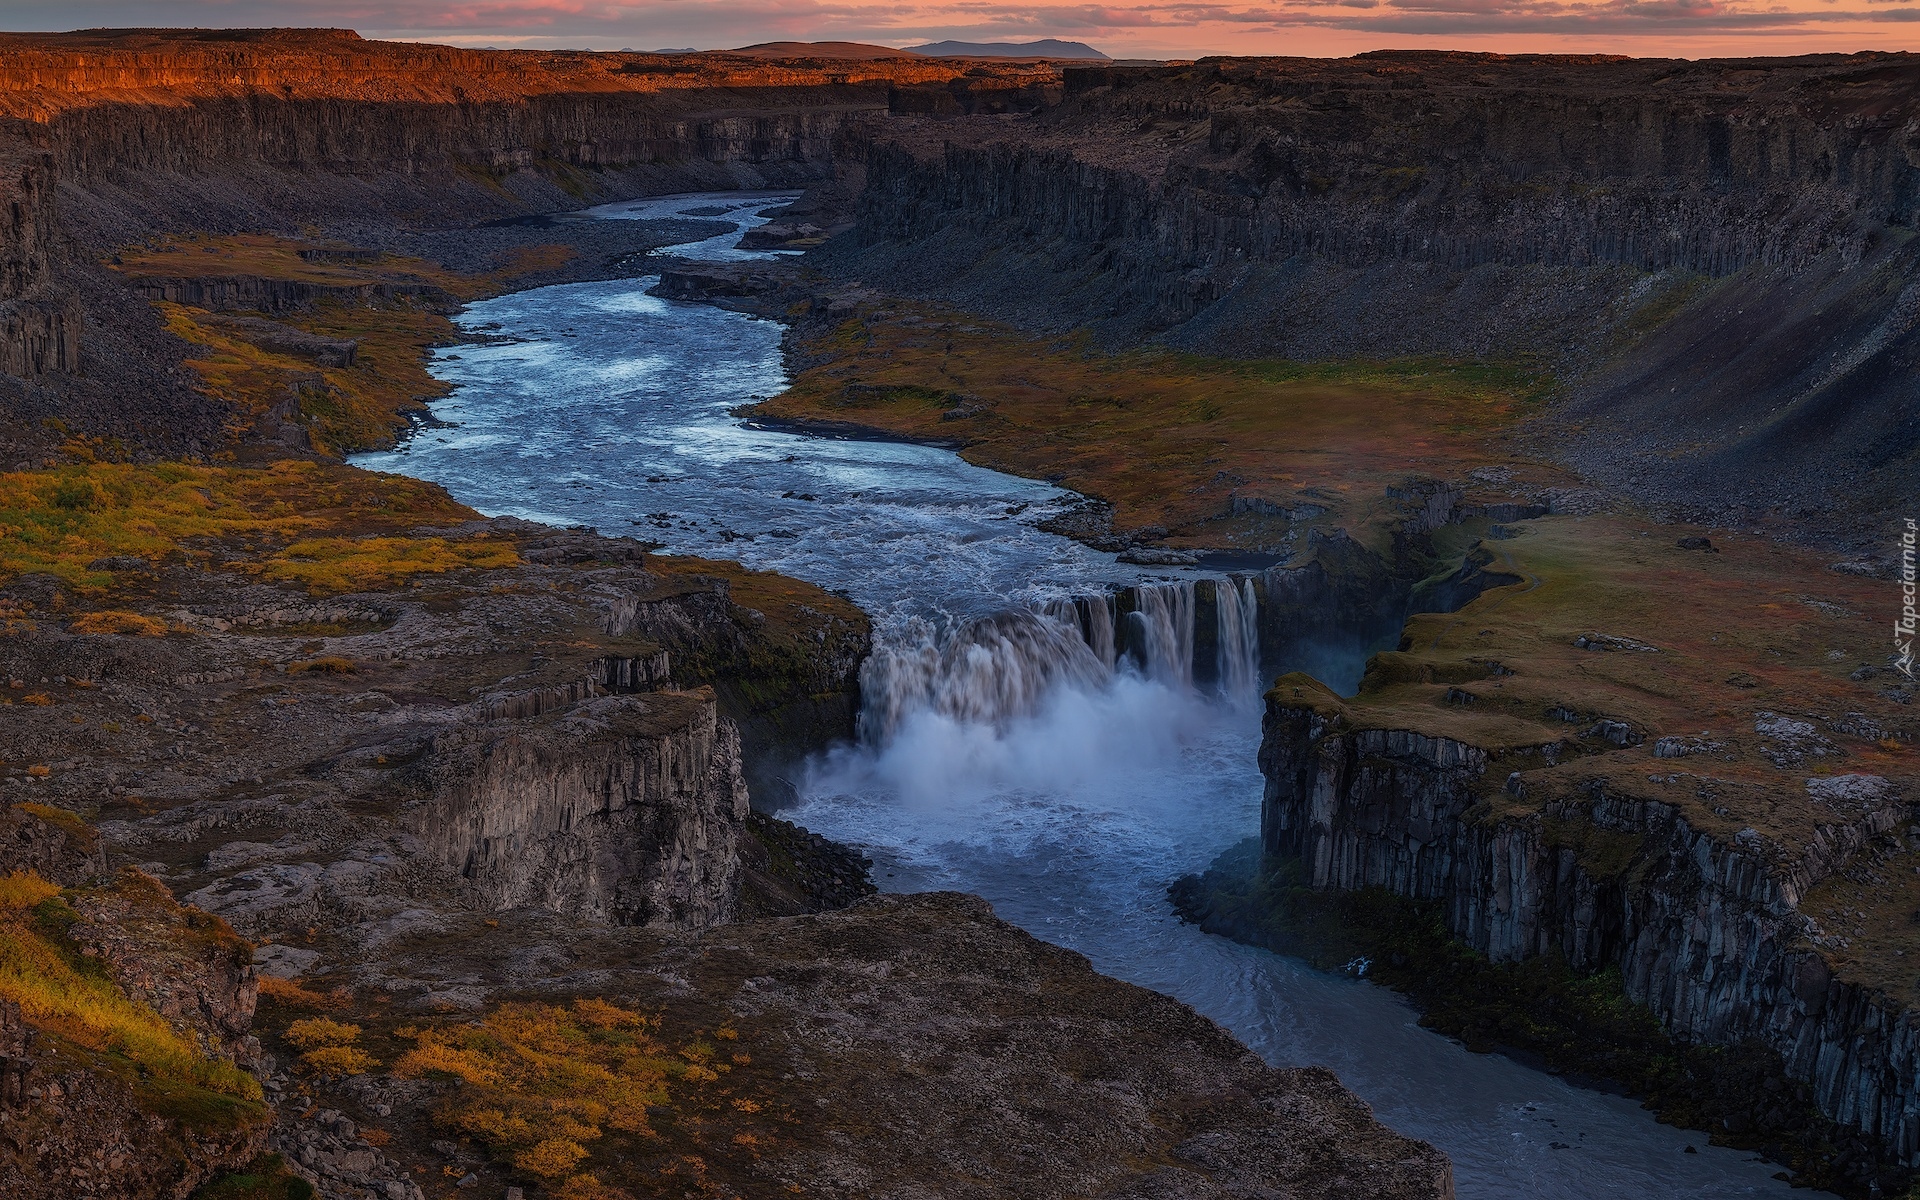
(0, 0, 1914, 59)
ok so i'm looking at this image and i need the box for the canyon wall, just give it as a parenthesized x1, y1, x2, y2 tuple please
(832, 52, 1920, 524)
(418, 690, 750, 927)
(0, 28, 1062, 457)
(0, 27, 1060, 240)
(1260, 706, 1920, 1167)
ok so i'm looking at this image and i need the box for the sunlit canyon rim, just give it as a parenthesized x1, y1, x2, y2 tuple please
(0, 27, 1916, 1200)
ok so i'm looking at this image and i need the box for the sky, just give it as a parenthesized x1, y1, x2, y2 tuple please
(1, 0, 1916, 60)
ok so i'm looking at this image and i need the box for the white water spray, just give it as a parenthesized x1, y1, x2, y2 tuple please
(1215, 576, 1263, 707)
(857, 607, 1113, 744)
(1078, 593, 1118, 670)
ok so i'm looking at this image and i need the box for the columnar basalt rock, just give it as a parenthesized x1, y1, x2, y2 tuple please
(416, 691, 750, 927)
(1260, 702, 1920, 1165)
(832, 54, 1920, 522)
(856, 54, 1920, 293)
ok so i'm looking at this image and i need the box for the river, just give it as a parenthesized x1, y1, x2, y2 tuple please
(352, 192, 1808, 1199)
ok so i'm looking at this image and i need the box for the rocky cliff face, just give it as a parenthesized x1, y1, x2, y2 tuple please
(1261, 705, 1920, 1168)
(417, 690, 750, 927)
(0, 28, 1066, 460)
(830, 52, 1920, 525)
(0, 145, 79, 380)
(850, 53, 1920, 322)
(0, 28, 1062, 247)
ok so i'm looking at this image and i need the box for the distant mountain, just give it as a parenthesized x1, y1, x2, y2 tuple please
(906, 40, 1109, 60)
(725, 41, 920, 59)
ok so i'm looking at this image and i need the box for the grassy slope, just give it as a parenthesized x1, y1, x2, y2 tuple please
(1275, 513, 1917, 1000)
(0, 859, 267, 1129)
(113, 235, 573, 455)
(750, 303, 1557, 548)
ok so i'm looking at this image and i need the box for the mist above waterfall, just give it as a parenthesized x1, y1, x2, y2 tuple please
(826, 576, 1264, 810)
(815, 669, 1220, 808)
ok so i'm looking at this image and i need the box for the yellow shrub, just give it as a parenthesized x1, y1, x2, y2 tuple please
(0, 890, 260, 1101)
(555, 1175, 631, 1200)
(69, 610, 169, 637)
(454, 1107, 534, 1145)
(0, 871, 59, 913)
(299, 1045, 379, 1078)
(0, 461, 508, 595)
(391, 1039, 501, 1086)
(259, 535, 519, 594)
(284, 1017, 361, 1049)
(394, 998, 741, 1182)
(256, 975, 344, 1010)
(519, 1138, 591, 1179)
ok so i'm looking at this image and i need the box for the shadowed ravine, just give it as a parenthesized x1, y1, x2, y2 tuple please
(353, 194, 1811, 1199)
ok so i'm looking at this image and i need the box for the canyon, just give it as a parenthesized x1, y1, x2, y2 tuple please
(0, 25, 1916, 1200)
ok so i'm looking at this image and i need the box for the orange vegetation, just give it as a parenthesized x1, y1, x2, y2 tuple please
(0, 867, 262, 1107)
(0, 28, 1059, 120)
(0, 460, 518, 595)
(751, 304, 1552, 546)
(395, 998, 751, 1192)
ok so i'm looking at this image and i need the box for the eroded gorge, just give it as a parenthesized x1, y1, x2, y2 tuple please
(0, 28, 1916, 1200)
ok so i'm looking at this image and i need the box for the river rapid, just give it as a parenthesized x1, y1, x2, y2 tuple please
(353, 193, 1809, 1199)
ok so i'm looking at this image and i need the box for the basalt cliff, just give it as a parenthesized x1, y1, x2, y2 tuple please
(826, 52, 1920, 531)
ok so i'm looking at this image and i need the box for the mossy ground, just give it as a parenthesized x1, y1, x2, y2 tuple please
(1270, 513, 1918, 1015)
(191, 1154, 314, 1200)
(1173, 843, 1903, 1197)
(158, 301, 455, 456)
(0, 858, 265, 1129)
(115, 233, 573, 456)
(751, 303, 1556, 550)
(254, 979, 801, 1200)
(0, 460, 518, 597)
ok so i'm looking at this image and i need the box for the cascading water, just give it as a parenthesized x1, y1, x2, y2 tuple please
(1215, 577, 1262, 707)
(857, 607, 1113, 744)
(1126, 581, 1196, 689)
(351, 191, 1813, 1200)
(1076, 593, 1118, 670)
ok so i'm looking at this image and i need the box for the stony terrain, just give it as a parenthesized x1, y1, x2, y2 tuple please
(0, 514, 1452, 1198)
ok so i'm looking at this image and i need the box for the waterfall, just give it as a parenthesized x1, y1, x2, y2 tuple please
(856, 576, 1256, 748)
(1077, 593, 1118, 669)
(1215, 576, 1262, 706)
(858, 607, 1112, 744)
(1127, 581, 1195, 690)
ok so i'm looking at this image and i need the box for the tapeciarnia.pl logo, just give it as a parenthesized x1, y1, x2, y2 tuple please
(1900, 518, 1917, 681)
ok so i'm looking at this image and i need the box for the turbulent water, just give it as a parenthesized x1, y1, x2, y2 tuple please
(355, 192, 1809, 1199)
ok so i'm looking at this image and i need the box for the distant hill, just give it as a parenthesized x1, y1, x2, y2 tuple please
(725, 41, 919, 59)
(907, 40, 1109, 59)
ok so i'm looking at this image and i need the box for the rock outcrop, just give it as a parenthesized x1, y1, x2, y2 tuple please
(1260, 704, 1920, 1170)
(551, 891, 1458, 1200)
(0, 28, 1069, 462)
(0, 146, 78, 380)
(417, 690, 750, 927)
